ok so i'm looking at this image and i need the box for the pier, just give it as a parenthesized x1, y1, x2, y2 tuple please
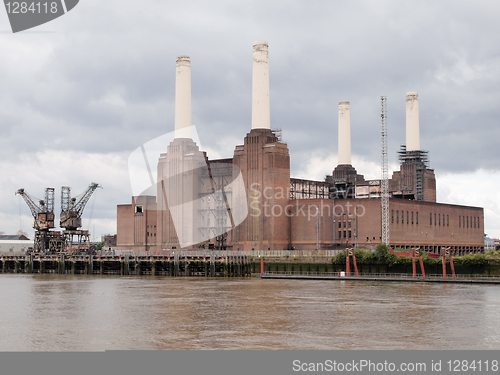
(0, 253, 251, 277)
(261, 271, 500, 284)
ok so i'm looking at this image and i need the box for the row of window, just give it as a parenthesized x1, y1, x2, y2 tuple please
(392, 210, 419, 225)
(429, 213, 449, 227)
(391, 210, 481, 229)
(338, 221, 352, 228)
(339, 230, 352, 239)
(459, 215, 480, 229)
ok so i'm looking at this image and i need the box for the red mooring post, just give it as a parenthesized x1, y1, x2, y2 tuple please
(412, 256, 416, 279)
(352, 254, 359, 277)
(442, 255, 446, 279)
(419, 256, 426, 279)
(260, 258, 264, 276)
(450, 256, 456, 279)
(346, 250, 351, 276)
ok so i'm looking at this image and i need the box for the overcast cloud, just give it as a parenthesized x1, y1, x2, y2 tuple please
(1, 0, 499, 240)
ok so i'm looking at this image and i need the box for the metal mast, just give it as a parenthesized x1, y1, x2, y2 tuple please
(381, 96, 390, 246)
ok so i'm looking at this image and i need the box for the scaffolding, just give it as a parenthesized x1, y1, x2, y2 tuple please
(198, 160, 234, 249)
(290, 178, 330, 200)
(381, 96, 390, 246)
(397, 146, 429, 201)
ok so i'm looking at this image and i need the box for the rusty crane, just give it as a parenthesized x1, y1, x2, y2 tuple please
(15, 187, 64, 253)
(60, 182, 101, 253)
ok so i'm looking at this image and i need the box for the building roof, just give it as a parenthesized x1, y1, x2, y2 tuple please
(0, 235, 30, 241)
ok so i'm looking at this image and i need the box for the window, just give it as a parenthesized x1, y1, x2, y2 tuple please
(412, 212, 414, 224)
(397, 211, 399, 224)
(348, 221, 351, 228)
(459, 216, 461, 228)
(447, 215, 449, 227)
(407, 211, 409, 225)
(339, 221, 341, 228)
(348, 231, 352, 238)
(392, 210, 394, 223)
(343, 221, 346, 228)
(430, 213, 432, 225)
(135, 205, 143, 213)
(474, 217, 476, 228)
(467, 216, 469, 228)
(463, 216, 465, 228)
(439, 214, 441, 226)
(434, 214, 437, 225)
(339, 231, 341, 239)
(416, 212, 419, 224)
(343, 231, 346, 238)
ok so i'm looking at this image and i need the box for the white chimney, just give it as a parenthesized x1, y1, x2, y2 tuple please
(338, 101, 351, 165)
(251, 41, 271, 130)
(406, 92, 420, 151)
(174, 56, 192, 139)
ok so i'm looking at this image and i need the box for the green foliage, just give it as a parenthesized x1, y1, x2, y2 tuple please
(393, 248, 408, 253)
(374, 243, 398, 265)
(394, 255, 412, 265)
(332, 250, 346, 265)
(94, 241, 105, 251)
(354, 248, 375, 265)
(453, 253, 487, 267)
(421, 252, 441, 266)
(486, 250, 500, 258)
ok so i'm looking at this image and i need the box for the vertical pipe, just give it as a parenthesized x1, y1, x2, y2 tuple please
(174, 56, 192, 139)
(346, 251, 350, 276)
(251, 41, 271, 130)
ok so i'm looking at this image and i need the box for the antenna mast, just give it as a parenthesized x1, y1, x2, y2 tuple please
(381, 96, 390, 246)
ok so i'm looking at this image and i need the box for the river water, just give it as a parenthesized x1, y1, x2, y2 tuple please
(0, 274, 499, 351)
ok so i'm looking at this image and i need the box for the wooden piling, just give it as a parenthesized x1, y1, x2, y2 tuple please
(151, 259, 156, 276)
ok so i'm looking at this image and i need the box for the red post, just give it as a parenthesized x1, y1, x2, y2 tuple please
(352, 254, 359, 277)
(260, 258, 264, 276)
(450, 256, 456, 279)
(412, 256, 416, 279)
(442, 256, 446, 279)
(346, 253, 350, 276)
(419, 256, 426, 279)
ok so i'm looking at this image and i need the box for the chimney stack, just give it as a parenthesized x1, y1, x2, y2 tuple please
(338, 101, 351, 165)
(406, 92, 420, 151)
(174, 56, 192, 139)
(251, 41, 271, 130)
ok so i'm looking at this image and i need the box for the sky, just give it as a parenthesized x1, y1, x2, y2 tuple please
(1, 0, 499, 241)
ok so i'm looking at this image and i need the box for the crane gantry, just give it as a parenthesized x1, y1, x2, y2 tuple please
(16, 183, 101, 254)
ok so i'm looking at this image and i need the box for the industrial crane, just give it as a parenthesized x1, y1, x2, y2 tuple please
(15, 188, 55, 230)
(60, 182, 101, 230)
(15, 187, 63, 253)
(60, 182, 101, 254)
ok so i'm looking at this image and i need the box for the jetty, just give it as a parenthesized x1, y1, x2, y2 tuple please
(0, 253, 251, 277)
(261, 271, 500, 284)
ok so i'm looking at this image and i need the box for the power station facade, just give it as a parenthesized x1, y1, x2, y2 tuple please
(117, 41, 484, 256)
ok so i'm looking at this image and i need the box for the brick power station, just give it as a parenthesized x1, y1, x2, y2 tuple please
(117, 41, 484, 256)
